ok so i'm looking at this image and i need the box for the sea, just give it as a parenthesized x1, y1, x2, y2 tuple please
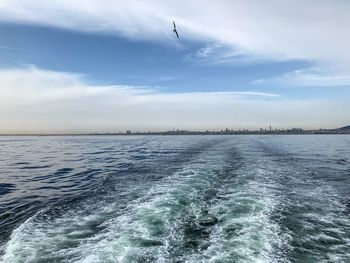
(0, 135, 349, 263)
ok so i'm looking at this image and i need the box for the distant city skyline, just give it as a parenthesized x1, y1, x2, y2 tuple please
(0, 1, 349, 133)
(1, 125, 349, 136)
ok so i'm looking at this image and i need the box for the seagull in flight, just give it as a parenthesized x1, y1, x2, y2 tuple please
(173, 21, 179, 39)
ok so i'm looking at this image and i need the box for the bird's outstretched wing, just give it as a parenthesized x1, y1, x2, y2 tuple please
(174, 30, 179, 39)
(173, 21, 176, 30)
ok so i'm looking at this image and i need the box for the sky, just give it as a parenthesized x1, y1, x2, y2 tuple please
(0, 0, 349, 133)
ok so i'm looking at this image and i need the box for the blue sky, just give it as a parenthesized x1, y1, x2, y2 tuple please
(0, 0, 349, 133)
(0, 23, 311, 93)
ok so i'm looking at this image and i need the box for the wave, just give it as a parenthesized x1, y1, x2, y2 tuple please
(1, 136, 350, 262)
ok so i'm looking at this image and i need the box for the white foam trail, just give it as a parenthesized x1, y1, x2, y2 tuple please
(181, 158, 293, 263)
(2, 137, 350, 263)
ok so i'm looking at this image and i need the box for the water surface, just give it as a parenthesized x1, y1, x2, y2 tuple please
(0, 135, 349, 262)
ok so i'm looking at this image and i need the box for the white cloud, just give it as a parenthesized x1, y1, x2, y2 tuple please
(253, 68, 350, 87)
(0, 67, 348, 133)
(1, 0, 350, 70)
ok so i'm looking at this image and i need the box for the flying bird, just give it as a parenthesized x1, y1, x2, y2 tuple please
(173, 21, 179, 39)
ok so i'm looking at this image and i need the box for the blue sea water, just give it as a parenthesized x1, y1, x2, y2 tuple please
(0, 135, 349, 263)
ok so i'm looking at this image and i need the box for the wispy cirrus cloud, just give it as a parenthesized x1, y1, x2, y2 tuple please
(0, 67, 348, 133)
(253, 68, 350, 87)
(0, 0, 350, 71)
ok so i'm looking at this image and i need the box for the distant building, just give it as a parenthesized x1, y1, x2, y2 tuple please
(126, 130, 131, 134)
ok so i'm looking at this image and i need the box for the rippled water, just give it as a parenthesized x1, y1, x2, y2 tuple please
(0, 135, 349, 263)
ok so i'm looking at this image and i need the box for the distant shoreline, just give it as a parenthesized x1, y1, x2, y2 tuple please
(1, 130, 349, 136)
